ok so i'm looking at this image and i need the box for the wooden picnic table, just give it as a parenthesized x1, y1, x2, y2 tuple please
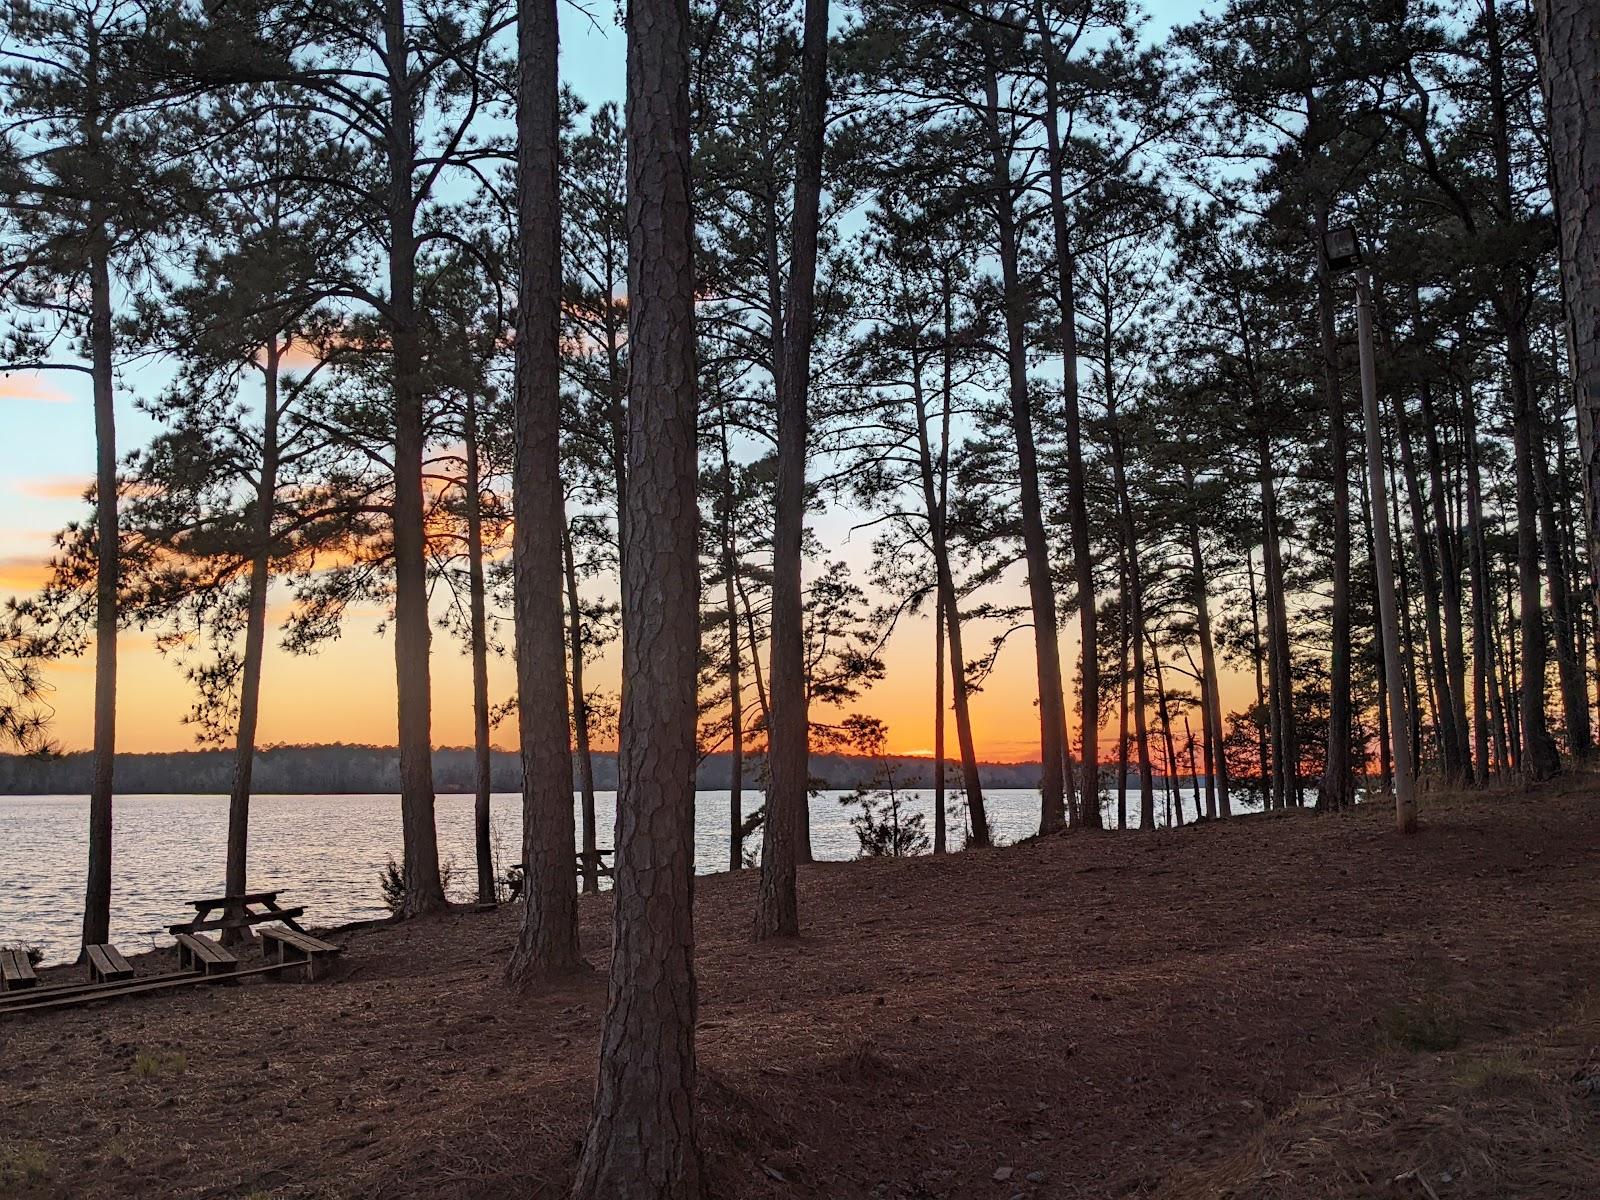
(506, 851, 615, 899)
(169, 891, 307, 936)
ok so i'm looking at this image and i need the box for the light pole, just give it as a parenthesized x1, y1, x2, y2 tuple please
(1322, 224, 1418, 834)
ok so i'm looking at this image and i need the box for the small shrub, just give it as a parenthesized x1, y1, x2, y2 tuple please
(838, 715, 929, 858)
(1381, 996, 1463, 1052)
(0, 1140, 50, 1186)
(379, 857, 454, 914)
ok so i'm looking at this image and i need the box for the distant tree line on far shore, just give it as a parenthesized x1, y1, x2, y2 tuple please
(0, 744, 1051, 796)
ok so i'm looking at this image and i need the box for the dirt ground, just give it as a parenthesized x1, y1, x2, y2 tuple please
(4, 775, 1600, 1199)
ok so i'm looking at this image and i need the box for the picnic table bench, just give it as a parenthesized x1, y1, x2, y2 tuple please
(260, 927, 341, 982)
(169, 891, 306, 937)
(0, 948, 37, 992)
(175, 932, 239, 977)
(85, 943, 134, 984)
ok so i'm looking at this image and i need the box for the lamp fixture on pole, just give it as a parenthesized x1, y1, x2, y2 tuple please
(1322, 224, 1364, 275)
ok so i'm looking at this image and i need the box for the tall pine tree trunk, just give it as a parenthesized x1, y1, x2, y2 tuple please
(385, 0, 445, 917)
(1533, 0, 1600, 716)
(1258, 431, 1296, 807)
(1509, 334, 1562, 778)
(566, 522, 601, 895)
(1186, 504, 1230, 817)
(1486, 0, 1561, 780)
(1110, 416, 1153, 829)
(1246, 548, 1271, 804)
(933, 588, 946, 854)
(980, 37, 1067, 835)
(912, 339, 990, 846)
(1390, 381, 1461, 780)
(508, 0, 581, 979)
(1418, 372, 1473, 779)
(1117, 547, 1130, 830)
(756, 0, 828, 938)
(465, 390, 496, 907)
(570, 0, 702, 1178)
(719, 417, 743, 871)
(1464, 381, 1507, 779)
(82, 230, 116, 950)
(223, 338, 283, 941)
(1035, 0, 1099, 823)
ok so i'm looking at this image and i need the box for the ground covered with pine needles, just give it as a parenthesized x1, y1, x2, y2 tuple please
(4, 775, 1600, 1199)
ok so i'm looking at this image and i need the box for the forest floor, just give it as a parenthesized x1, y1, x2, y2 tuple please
(4, 774, 1600, 1199)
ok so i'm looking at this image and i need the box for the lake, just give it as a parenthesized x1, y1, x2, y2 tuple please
(1, 787, 1119, 964)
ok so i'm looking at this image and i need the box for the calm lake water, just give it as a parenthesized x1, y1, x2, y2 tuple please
(1, 787, 1089, 964)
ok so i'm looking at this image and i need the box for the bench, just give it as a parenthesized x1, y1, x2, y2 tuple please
(174, 932, 238, 977)
(259, 927, 341, 982)
(0, 949, 37, 992)
(85, 943, 134, 984)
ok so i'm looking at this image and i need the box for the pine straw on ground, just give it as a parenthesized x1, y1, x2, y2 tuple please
(4, 776, 1600, 1199)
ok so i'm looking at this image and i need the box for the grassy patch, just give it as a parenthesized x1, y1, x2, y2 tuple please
(1454, 1051, 1544, 1098)
(1381, 995, 1463, 1052)
(132, 1048, 188, 1079)
(0, 1140, 52, 1187)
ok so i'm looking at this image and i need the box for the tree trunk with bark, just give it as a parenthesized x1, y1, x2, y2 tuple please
(912, 321, 990, 846)
(569, 0, 702, 1180)
(719, 417, 743, 871)
(223, 338, 283, 941)
(1417, 372, 1473, 780)
(1464, 381, 1506, 779)
(980, 38, 1067, 836)
(566, 522, 601, 895)
(1110, 415, 1154, 829)
(1185, 502, 1230, 817)
(82, 229, 116, 950)
(756, 0, 829, 938)
(465, 389, 496, 907)
(933, 588, 946, 854)
(508, 0, 582, 980)
(385, 0, 446, 917)
(1034, 0, 1099, 825)
(1389, 378, 1462, 781)
(1534, 0, 1600, 718)
(1257, 431, 1296, 807)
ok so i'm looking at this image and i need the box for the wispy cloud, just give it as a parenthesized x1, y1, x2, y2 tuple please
(0, 373, 72, 404)
(0, 554, 52, 590)
(14, 476, 90, 500)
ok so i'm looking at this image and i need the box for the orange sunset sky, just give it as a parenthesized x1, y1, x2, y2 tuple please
(2, 485, 1254, 763)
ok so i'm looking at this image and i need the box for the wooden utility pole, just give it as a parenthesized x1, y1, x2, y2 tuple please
(1356, 269, 1418, 834)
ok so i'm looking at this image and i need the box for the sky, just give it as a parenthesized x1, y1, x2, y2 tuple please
(0, 0, 1229, 763)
